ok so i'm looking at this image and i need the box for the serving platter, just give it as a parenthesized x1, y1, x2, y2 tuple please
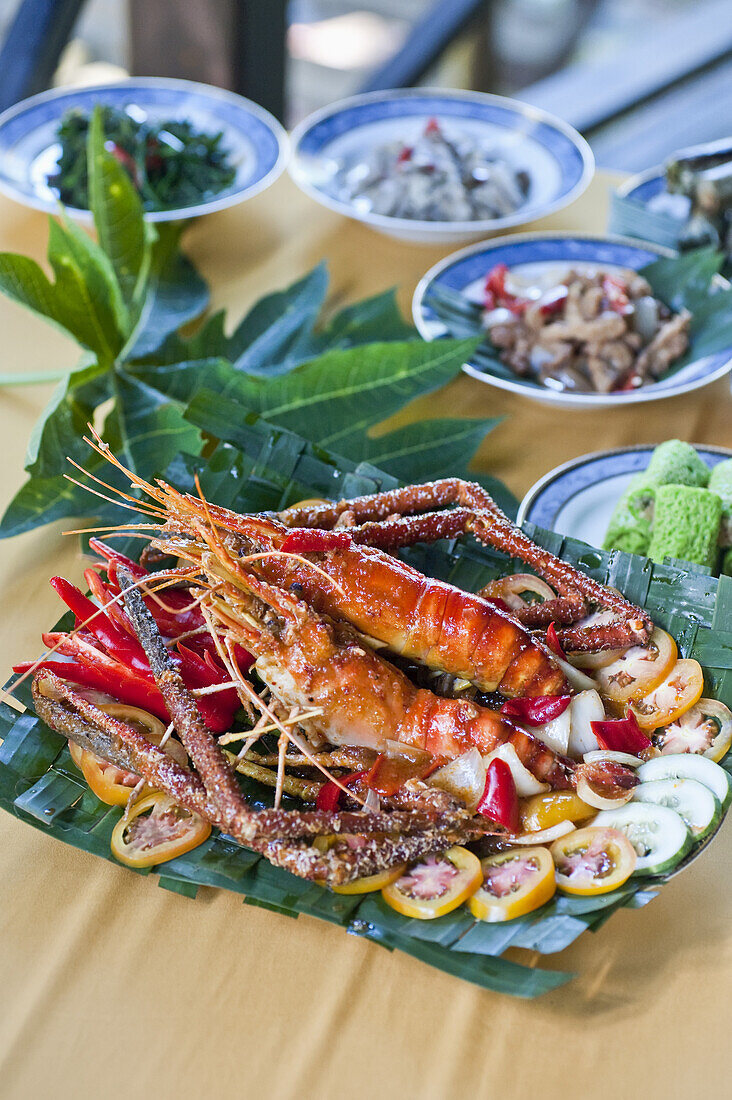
(2, 418, 732, 999)
(289, 88, 593, 244)
(413, 232, 732, 408)
(0, 78, 289, 221)
(518, 444, 732, 547)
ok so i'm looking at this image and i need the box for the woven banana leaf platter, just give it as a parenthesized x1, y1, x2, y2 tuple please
(2, 416, 731, 998)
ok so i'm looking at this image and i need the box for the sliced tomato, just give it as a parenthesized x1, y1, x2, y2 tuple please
(629, 659, 704, 731)
(520, 790, 594, 833)
(551, 826, 637, 895)
(68, 739, 84, 771)
(469, 847, 555, 922)
(381, 846, 482, 920)
(77, 704, 186, 806)
(654, 697, 732, 762)
(595, 627, 677, 705)
(110, 792, 211, 868)
(332, 864, 407, 895)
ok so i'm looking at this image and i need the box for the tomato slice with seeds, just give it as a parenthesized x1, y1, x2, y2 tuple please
(595, 627, 677, 705)
(655, 698, 732, 762)
(71, 704, 187, 806)
(381, 845, 482, 920)
(469, 847, 556, 922)
(110, 792, 211, 868)
(629, 659, 704, 731)
(551, 826, 637, 895)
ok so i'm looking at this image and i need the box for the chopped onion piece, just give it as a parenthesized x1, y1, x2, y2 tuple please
(568, 689, 604, 757)
(508, 822, 576, 845)
(583, 750, 643, 768)
(482, 742, 550, 797)
(555, 655, 597, 692)
(429, 747, 486, 810)
(576, 774, 634, 810)
(384, 740, 430, 764)
(363, 788, 381, 813)
(526, 707, 571, 755)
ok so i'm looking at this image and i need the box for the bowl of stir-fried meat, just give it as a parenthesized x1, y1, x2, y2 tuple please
(289, 90, 593, 243)
(413, 233, 732, 408)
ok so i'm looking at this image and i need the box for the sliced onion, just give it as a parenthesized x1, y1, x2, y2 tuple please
(582, 750, 643, 768)
(481, 573, 556, 612)
(526, 707, 571, 755)
(429, 748, 486, 810)
(576, 774, 634, 810)
(363, 788, 381, 813)
(554, 655, 597, 692)
(567, 689, 604, 757)
(384, 740, 430, 764)
(482, 742, 550, 797)
(508, 822, 576, 845)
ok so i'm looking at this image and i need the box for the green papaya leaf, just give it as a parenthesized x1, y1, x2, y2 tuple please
(187, 337, 480, 450)
(340, 417, 501, 478)
(124, 223, 209, 360)
(87, 104, 149, 310)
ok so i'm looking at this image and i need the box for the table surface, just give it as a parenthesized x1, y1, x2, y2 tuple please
(1, 171, 731, 1100)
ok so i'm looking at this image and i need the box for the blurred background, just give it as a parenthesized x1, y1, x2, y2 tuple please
(0, 0, 730, 170)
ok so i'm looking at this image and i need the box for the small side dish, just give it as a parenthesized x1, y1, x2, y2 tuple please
(332, 117, 529, 223)
(48, 104, 235, 212)
(604, 440, 732, 571)
(481, 263, 691, 394)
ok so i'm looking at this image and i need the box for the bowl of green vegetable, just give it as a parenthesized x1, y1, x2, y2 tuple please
(519, 440, 732, 576)
(0, 78, 288, 221)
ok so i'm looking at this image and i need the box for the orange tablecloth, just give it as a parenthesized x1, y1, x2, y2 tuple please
(1, 172, 731, 1100)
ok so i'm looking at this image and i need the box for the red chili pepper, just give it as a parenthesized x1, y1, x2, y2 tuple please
(50, 577, 151, 675)
(538, 285, 569, 316)
(424, 117, 440, 135)
(84, 568, 134, 636)
(315, 770, 367, 812)
(397, 145, 412, 163)
(484, 263, 508, 306)
(501, 694, 571, 725)
(16, 658, 170, 722)
(89, 539, 147, 579)
(281, 529, 351, 554)
(476, 758, 520, 832)
(591, 710, 651, 755)
(546, 622, 565, 659)
(602, 275, 630, 314)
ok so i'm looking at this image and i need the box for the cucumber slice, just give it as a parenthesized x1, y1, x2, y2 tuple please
(637, 754, 731, 809)
(634, 778, 721, 841)
(592, 803, 692, 875)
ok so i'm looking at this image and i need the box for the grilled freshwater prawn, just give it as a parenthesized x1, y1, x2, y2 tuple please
(17, 433, 651, 885)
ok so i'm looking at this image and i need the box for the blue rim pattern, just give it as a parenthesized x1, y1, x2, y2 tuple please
(623, 173, 666, 204)
(296, 94, 587, 200)
(521, 446, 730, 530)
(418, 235, 732, 396)
(0, 80, 287, 220)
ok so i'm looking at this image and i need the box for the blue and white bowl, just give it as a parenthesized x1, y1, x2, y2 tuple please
(0, 78, 289, 221)
(413, 232, 732, 408)
(289, 88, 593, 244)
(518, 444, 732, 547)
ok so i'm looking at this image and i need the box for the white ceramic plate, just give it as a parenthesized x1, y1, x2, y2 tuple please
(289, 88, 593, 244)
(518, 444, 732, 547)
(413, 231, 732, 409)
(0, 78, 289, 221)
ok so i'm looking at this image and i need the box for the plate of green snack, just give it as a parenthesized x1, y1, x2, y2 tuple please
(518, 440, 732, 574)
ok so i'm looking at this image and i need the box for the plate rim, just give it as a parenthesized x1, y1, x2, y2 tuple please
(288, 86, 595, 235)
(616, 165, 665, 200)
(517, 441, 732, 529)
(0, 76, 290, 222)
(412, 229, 732, 407)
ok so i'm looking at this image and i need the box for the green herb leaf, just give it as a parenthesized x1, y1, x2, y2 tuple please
(87, 104, 149, 310)
(186, 337, 480, 451)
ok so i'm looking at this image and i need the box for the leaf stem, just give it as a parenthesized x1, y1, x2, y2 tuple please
(0, 369, 69, 386)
